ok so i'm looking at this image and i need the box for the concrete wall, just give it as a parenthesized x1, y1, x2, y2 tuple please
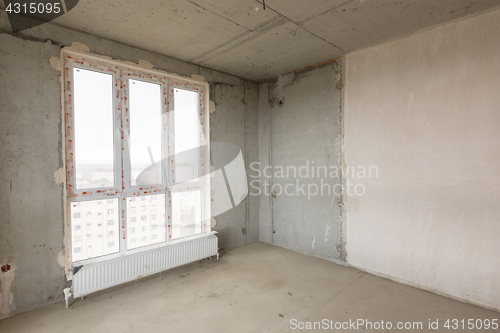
(0, 18, 258, 317)
(344, 8, 500, 310)
(257, 61, 346, 263)
(210, 81, 259, 251)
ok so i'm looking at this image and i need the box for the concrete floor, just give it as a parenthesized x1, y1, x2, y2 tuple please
(0, 242, 498, 332)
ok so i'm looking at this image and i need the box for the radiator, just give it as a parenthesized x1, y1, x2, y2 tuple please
(72, 232, 218, 297)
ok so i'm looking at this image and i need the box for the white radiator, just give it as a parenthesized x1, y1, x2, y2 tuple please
(72, 232, 218, 297)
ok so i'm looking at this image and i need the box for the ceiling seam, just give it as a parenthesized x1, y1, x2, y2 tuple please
(295, 0, 355, 25)
(188, 29, 255, 63)
(253, 0, 349, 52)
(191, 0, 352, 65)
(183, 0, 288, 64)
(190, 17, 289, 64)
(299, 26, 346, 53)
(183, 0, 251, 32)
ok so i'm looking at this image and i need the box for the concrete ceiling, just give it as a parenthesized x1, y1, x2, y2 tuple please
(49, 0, 500, 81)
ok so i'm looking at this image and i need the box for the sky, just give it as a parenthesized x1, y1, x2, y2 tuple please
(73, 67, 203, 186)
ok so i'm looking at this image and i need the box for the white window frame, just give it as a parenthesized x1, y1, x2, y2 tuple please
(63, 50, 211, 268)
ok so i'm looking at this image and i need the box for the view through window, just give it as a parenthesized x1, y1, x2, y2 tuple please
(65, 55, 209, 263)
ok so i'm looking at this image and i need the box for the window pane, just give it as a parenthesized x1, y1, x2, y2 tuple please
(126, 194, 166, 249)
(174, 89, 200, 183)
(73, 68, 115, 189)
(71, 198, 119, 261)
(129, 79, 162, 185)
(172, 191, 202, 239)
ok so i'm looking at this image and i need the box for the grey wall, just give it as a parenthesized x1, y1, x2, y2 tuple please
(0, 34, 66, 318)
(344, 7, 500, 310)
(257, 61, 346, 263)
(209, 81, 259, 251)
(0, 18, 258, 318)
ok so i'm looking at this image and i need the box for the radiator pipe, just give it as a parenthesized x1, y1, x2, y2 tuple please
(63, 288, 72, 309)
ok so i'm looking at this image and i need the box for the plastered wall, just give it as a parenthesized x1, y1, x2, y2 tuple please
(344, 8, 500, 310)
(0, 19, 259, 317)
(257, 61, 346, 263)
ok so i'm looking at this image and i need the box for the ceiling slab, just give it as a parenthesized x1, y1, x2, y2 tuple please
(35, 0, 500, 81)
(262, 0, 351, 23)
(191, 17, 289, 64)
(199, 20, 344, 81)
(186, 0, 281, 30)
(53, 0, 248, 61)
(302, 0, 500, 52)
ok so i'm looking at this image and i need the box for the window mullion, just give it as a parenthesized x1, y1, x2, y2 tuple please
(161, 80, 172, 243)
(119, 70, 128, 255)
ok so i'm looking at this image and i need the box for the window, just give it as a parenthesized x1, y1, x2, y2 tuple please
(174, 88, 201, 183)
(65, 53, 209, 263)
(172, 191, 202, 240)
(127, 193, 167, 249)
(70, 198, 119, 261)
(73, 68, 114, 189)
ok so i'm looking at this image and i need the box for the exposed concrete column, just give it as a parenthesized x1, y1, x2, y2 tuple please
(258, 82, 274, 243)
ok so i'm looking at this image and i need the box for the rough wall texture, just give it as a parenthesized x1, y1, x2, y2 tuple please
(0, 18, 258, 317)
(345, 8, 500, 311)
(0, 35, 66, 319)
(257, 61, 345, 263)
(209, 81, 259, 251)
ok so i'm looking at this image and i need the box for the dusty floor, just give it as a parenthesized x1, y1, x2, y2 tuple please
(0, 242, 498, 332)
